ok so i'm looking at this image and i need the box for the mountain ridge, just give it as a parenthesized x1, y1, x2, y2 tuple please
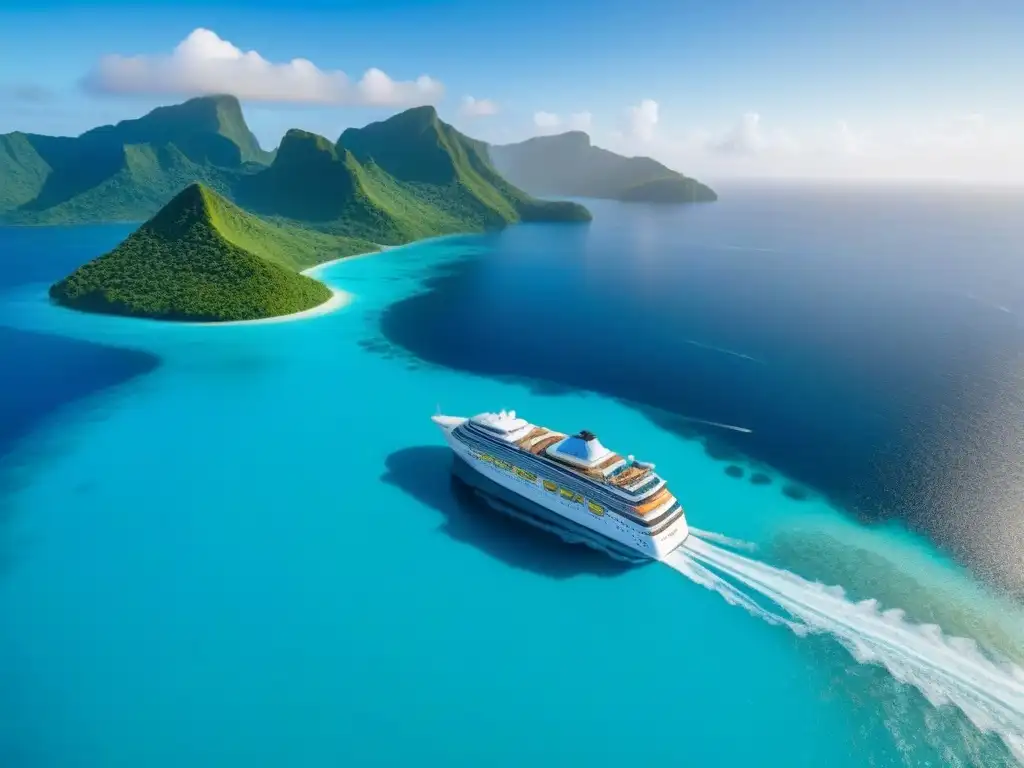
(44, 101, 591, 322)
(78, 94, 270, 166)
(0, 95, 273, 224)
(488, 131, 717, 204)
(3, 97, 590, 233)
(235, 108, 591, 243)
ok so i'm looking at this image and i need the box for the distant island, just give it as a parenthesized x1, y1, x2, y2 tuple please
(488, 131, 717, 204)
(35, 97, 590, 322)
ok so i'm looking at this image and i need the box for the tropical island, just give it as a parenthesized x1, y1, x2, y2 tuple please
(488, 131, 717, 204)
(49, 183, 346, 321)
(12, 96, 592, 322)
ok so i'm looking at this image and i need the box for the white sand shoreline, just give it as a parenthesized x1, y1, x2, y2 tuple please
(300, 244, 393, 277)
(192, 233, 460, 327)
(187, 287, 354, 327)
(188, 246, 379, 327)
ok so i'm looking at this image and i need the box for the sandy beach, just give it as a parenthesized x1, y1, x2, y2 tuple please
(197, 234, 457, 327)
(302, 233, 459, 278)
(189, 286, 354, 327)
(300, 244, 393, 277)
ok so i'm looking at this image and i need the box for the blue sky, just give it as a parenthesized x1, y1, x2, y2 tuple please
(2, 0, 1022, 181)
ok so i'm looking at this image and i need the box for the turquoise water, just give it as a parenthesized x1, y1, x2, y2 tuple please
(3, 195, 1024, 766)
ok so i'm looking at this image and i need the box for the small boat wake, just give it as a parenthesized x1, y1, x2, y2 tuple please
(687, 527, 757, 551)
(666, 530, 1024, 762)
(675, 416, 753, 434)
(683, 339, 765, 365)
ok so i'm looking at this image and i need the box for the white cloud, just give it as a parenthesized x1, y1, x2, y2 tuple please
(709, 112, 765, 154)
(532, 110, 592, 133)
(82, 28, 444, 106)
(459, 95, 498, 118)
(595, 101, 1024, 182)
(688, 112, 800, 158)
(567, 111, 593, 131)
(533, 111, 561, 129)
(626, 99, 658, 141)
(835, 120, 866, 155)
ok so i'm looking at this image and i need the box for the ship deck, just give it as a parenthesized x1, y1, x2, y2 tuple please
(452, 420, 684, 531)
(513, 424, 654, 488)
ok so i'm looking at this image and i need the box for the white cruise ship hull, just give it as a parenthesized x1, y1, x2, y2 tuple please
(433, 415, 689, 563)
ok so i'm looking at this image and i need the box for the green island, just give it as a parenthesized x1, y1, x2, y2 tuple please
(49, 184, 351, 321)
(8, 96, 592, 322)
(488, 131, 717, 204)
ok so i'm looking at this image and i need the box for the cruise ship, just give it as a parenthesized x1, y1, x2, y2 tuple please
(432, 409, 689, 562)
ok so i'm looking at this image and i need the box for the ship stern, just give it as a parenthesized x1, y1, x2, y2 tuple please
(652, 516, 690, 559)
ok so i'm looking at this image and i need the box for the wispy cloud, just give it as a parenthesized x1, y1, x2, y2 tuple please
(625, 99, 658, 141)
(532, 110, 592, 133)
(599, 103, 1024, 182)
(708, 112, 765, 154)
(568, 111, 593, 131)
(459, 96, 499, 118)
(81, 28, 444, 107)
(533, 111, 560, 129)
(834, 120, 867, 155)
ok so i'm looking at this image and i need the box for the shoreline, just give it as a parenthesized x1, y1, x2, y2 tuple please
(187, 287, 354, 327)
(301, 232, 464, 278)
(300, 244, 392, 277)
(189, 242, 390, 327)
(191, 235, 448, 327)
(51, 232, 469, 329)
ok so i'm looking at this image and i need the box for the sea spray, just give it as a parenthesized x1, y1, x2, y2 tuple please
(664, 535, 1024, 762)
(666, 554, 801, 631)
(689, 527, 758, 551)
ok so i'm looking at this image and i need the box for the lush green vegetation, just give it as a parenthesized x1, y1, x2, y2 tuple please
(78, 93, 272, 166)
(0, 132, 52, 210)
(0, 95, 270, 224)
(49, 184, 354, 322)
(488, 131, 717, 204)
(236, 105, 591, 243)
(2, 97, 590, 237)
(38, 99, 592, 323)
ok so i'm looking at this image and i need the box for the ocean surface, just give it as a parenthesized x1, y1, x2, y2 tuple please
(2, 183, 1024, 767)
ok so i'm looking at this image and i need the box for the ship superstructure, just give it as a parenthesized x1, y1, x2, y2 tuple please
(432, 409, 689, 561)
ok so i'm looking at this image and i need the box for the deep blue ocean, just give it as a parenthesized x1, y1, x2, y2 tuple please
(2, 183, 1024, 767)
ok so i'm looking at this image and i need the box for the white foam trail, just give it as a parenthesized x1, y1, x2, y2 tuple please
(676, 416, 753, 434)
(673, 536, 1024, 762)
(663, 551, 803, 632)
(962, 293, 1017, 317)
(688, 527, 758, 551)
(683, 339, 764, 365)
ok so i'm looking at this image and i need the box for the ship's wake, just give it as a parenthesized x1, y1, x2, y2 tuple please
(665, 532, 1024, 762)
